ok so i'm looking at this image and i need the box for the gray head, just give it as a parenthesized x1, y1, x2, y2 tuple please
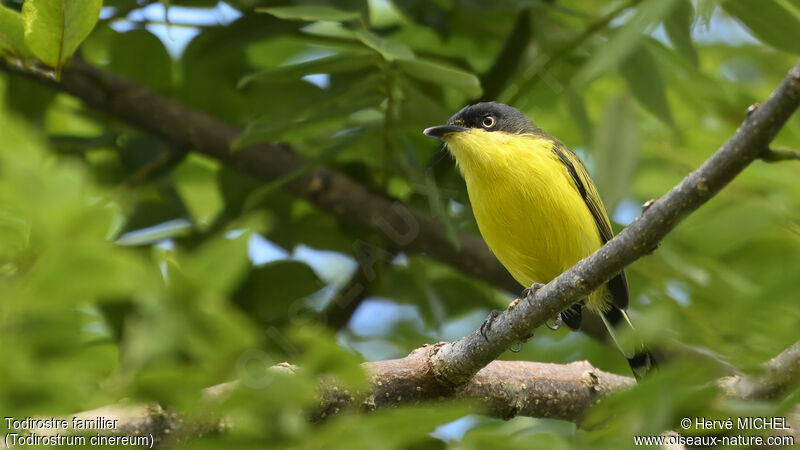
(423, 102, 539, 140)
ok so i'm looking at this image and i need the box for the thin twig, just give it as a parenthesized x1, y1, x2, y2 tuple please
(761, 147, 800, 162)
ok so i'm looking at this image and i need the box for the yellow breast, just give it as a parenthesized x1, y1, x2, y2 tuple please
(445, 129, 608, 309)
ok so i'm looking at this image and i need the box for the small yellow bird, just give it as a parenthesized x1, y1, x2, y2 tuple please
(424, 102, 654, 378)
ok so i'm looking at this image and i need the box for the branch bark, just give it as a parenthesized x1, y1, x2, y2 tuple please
(319, 346, 633, 421)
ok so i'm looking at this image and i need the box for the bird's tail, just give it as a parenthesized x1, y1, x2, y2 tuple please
(600, 306, 656, 380)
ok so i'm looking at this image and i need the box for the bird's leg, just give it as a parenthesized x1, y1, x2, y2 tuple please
(521, 282, 545, 301)
(479, 310, 501, 341)
(546, 313, 563, 331)
(521, 282, 562, 331)
(481, 283, 546, 343)
(481, 313, 528, 352)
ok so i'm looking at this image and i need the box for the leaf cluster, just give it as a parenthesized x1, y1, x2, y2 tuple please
(1, 0, 800, 448)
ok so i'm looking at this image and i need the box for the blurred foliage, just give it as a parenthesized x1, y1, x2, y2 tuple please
(1, 0, 800, 448)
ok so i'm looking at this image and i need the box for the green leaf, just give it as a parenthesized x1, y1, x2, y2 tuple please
(300, 404, 468, 449)
(233, 73, 382, 148)
(421, 168, 461, 250)
(4, 75, 56, 122)
(182, 232, 251, 296)
(21, 0, 102, 72)
(395, 77, 452, 127)
(430, 275, 506, 317)
(723, 0, 800, 54)
(696, 0, 720, 25)
(663, 0, 698, 66)
(291, 326, 366, 388)
(0, 5, 31, 58)
(592, 94, 638, 214)
(620, 44, 675, 126)
(172, 154, 224, 231)
(563, 87, 593, 145)
(0, 212, 29, 260)
(255, 5, 361, 22)
(572, 0, 681, 87)
(234, 261, 323, 323)
(109, 29, 172, 90)
(353, 28, 415, 61)
(396, 58, 482, 96)
(238, 53, 377, 88)
(242, 134, 358, 211)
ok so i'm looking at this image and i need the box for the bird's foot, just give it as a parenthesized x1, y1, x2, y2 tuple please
(521, 282, 545, 303)
(481, 283, 545, 345)
(521, 283, 561, 331)
(479, 310, 501, 341)
(546, 312, 563, 331)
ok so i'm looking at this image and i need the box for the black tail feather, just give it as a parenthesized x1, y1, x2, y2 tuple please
(562, 301, 583, 330)
(602, 306, 656, 380)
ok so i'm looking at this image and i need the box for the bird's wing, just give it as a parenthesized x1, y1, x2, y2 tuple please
(551, 144, 629, 309)
(551, 144, 613, 242)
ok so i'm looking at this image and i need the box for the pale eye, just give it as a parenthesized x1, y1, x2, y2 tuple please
(482, 116, 496, 128)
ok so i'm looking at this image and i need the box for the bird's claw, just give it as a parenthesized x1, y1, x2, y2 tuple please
(546, 312, 563, 331)
(521, 282, 545, 302)
(481, 283, 545, 345)
(480, 310, 501, 341)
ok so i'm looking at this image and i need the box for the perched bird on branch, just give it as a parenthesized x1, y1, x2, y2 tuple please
(424, 102, 655, 379)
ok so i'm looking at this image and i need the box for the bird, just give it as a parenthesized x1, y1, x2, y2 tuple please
(423, 102, 655, 379)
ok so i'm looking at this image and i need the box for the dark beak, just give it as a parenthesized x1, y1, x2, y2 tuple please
(423, 124, 467, 141)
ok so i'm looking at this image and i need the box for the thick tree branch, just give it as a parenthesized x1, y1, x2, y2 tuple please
(317, 346, 632, 421)
(25, 357, 631, 449)
(26, 340, 800, 447)
(429, 61, 800, 386)
(0, 59, 520, 295)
